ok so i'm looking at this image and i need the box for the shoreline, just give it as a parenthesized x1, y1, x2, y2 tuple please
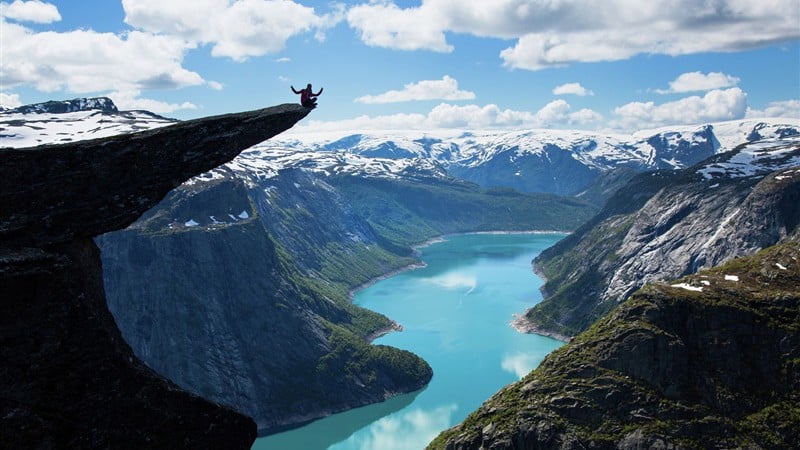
(510, 313, 572, 343)
(350, 230, 571, 342)
(365, 321, 405, 343)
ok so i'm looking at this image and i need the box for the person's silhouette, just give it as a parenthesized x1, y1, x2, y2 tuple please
(291, 83, 323, 108)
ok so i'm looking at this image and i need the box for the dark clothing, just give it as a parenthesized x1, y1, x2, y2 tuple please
(292, 85, 323, 108)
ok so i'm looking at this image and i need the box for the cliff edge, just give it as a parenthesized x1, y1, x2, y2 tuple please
(0, 104, 310, 448)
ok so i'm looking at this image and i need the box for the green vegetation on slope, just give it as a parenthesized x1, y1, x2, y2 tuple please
(429, 238, 800, 449)
(330, 175, 598, 250)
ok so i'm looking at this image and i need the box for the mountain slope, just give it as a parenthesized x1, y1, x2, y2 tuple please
(430, 237, 800, 449)
(98, 164, 595, 433)
(521, 137, 800, 338)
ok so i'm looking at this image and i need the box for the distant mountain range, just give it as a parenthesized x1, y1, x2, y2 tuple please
(4, 97, 798, 202)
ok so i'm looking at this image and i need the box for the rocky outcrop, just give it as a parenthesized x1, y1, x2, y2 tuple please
(97, 170, 433, 434)
(429, 238, 800, 449)
(1, 103, 310, 448)
(523, 138, 800, 337)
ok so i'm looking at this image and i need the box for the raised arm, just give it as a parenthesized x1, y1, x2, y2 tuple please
(313, 87, 324, 96)
(291, 85, 302, 94)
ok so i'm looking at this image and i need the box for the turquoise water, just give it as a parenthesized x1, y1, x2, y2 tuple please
(254, 233, 565, 450)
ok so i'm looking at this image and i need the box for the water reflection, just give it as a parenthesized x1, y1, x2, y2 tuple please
(421, 272, 477, 293)
(253, 233, 566, 450)
(501, 351, 545, 379)
(254, 390, 422, 450)
(330, 404, 458, 450)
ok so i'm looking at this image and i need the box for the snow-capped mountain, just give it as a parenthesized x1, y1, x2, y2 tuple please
(265, 120, 797, 196)
(3, 97, 798, 199)
(0, 97, 176, 148)
(697, 136, 800, 180)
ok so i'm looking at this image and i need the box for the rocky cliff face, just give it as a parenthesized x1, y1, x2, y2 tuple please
(97, 160, 592, 433)
(523, 137, 800, 337)
(430, 238, 800, 449)
(97, 170, 434, 433)
(0, 103, 310, 448)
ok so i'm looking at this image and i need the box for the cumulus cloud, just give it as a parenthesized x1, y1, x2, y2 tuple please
(355, 76, 475, 104)
(291, 100, 602, 133)
(347, 1, 452, 52)
(122, 0, 334, 61)
(612, 88, 748, 131)
(345, 1, 800, 69)
(1, 16, 210, 112)
(746, 99, 800, 119)
(1, 19, 206, 93)
(553, 82, 593, 96)
(655, 71, 740, 94)
(108, 90, 197, 114)
(0, 92, 23, 108)
(0, 0, 60, 23)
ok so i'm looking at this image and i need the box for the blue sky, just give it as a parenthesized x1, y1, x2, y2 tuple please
(1, 0, 799, 132)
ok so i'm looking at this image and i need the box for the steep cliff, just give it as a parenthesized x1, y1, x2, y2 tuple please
(97, 164, 590, 433)
(522, 137, 800, 337)
(1, 103, 310, 448)
(97, 170, 434, 433)
(430, 237, 800, 449)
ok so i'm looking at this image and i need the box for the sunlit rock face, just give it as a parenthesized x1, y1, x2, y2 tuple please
(524, 137, 800, 337)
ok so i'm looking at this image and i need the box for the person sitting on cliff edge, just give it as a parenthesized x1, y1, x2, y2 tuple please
(291, 83, 323, 108)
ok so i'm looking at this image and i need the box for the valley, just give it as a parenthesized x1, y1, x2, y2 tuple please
(2, 98, 799, 449)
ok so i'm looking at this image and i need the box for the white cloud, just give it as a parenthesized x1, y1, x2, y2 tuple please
(1, 19, 206, 93)
(108, 90, 197, 114)
(655, 71, 740, 94)
(355, 76, 475, 104)
(612, 88, 748, 131)
(746, 99, 800, 118)
(533, 100, 603, 126)
(0, 0, 60, 23)
(122, 0, 333, 61)
(346, 1, 452, 52)
(274, 57, 291, 63)
(0, 92, 23, 108)
(207, 80, 224, 91)
(292, 101, 601, 133)
(553, 82, 593, 96)
(344, 1, 800, 69)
